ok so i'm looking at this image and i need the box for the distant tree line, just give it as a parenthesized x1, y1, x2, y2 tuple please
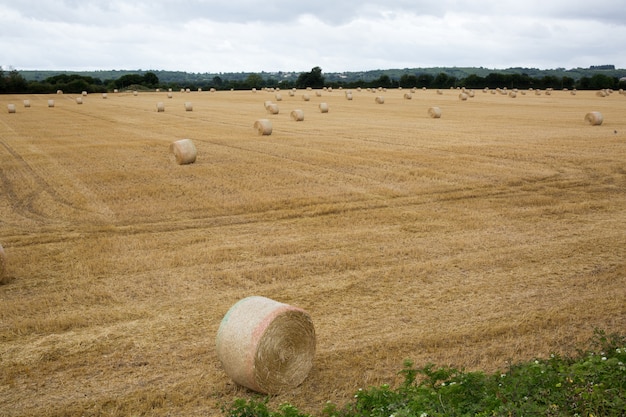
(2, 66, 625, 94)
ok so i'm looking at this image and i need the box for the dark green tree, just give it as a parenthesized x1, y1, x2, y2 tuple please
(143, 71, 159, 87)
(296, 66, 325, 88)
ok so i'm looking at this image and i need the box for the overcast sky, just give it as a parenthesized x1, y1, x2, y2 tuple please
(1, 0, 625, 73)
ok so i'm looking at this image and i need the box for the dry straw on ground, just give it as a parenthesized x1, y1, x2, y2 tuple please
(169, 139, 197, 165)
(215, 296, 316, 394)
(290, 109, 305, 121)
(0, 243, 6, 281)
(254, 118, 273, 135)
(585, 111, 603, 126)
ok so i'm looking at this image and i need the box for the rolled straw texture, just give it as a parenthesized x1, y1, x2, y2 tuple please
(169, 139, 197, 165)
(7, 104, 16, 114)
(216, 296, 316, 394)
(184, 102, 193, 111)
(290, 109, 305, 121)
(254, 119, 273, 135)
(375, 96, 384, 104)
(458, 93, 468, 101)
(584, 111, 603, 126)
(428, 106, 442, 118)
(266, 103, 279, 114)
(319, 102, 329, 113)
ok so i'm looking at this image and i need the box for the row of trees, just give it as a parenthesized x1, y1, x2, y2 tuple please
(1, 66, 624, 94)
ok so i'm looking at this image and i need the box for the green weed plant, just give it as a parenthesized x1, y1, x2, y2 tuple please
(222, 330, 626, 417)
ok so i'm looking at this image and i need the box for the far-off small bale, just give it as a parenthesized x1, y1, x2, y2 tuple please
(318, 102, 329, 113)
(290, 109, 305, 121)
(185, 102, 193, 111)
(458, 93, 468, 101)
(23, 100, 30, 108)
(584, 111, 603, 126)
(102, 93, 108, 99)
(156, 102, 165, 112)
(48, 100, 55, 108)
(428, 106, 442, 118)
(375, 96, 384, 104)
(7, 104, 16, 114)
(266, 103, 279, 114)
(254, 119, 273, 135)
(403, 93, 412, 99)
(169, 139, 197, 165)
(302, 94, 310, 101)
(215, 296, 316, 394)
(76, 97, 83, 104)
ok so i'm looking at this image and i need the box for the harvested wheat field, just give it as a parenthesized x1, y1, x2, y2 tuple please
(1, 87, 625, 416)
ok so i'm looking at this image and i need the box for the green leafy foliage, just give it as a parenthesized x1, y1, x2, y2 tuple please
(222, 330, 626, 417)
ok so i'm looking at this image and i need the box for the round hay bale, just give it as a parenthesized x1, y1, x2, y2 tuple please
(56, 90, 63, 95)
(169, 139, 197, 165)
(216, 296, 316, 394)
(133, 91, 138, 96)
(509, 91, 517, 98)
(156, 102, 165, 112)
(290, 109, 304, 121)
(23, 100, 30, 108)
(596, 90, 607, 97)
(82, 91, 88, 96)
(458, 93, 468, 101)
(102, 93, 108, 99)
(436, 89, 443, 95)
(275, 93, 282, 101)
(288, 90, 295, 97)
(266, 103, 279, 114)
(254, 119, 273, 135)
(302, 94, 310, 101)
(315, 91, 322, 97)
(403, 93, 412, 99)
(345, 92, 353, 100)
(184, 102, 193, 111)
(428, 106, 441, 118)
(0, 243, 6, 281)
(7, 104, 16, 114)
(584, 111, 603, 126)
(76, 97, 83, 104)
(375, 96, 384, 104)
(48, 100, 55, 108)
(318, 102, 329, 113)
(167, 92, 173, 99)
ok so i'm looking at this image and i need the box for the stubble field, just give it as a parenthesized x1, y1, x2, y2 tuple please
(1, 86, 625, 416)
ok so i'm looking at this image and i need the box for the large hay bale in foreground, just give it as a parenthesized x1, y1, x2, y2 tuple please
(169, 139, 197, 165)
(585, 111, 603, 126)
(216, 296, 316, 394)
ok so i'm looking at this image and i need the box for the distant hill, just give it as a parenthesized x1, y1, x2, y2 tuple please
(18, 66, 626, 85)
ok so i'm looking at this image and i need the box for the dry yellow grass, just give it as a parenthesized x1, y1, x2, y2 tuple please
(1, 88, 625, 416)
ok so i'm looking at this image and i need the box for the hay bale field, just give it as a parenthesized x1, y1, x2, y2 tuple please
(0, 89, 625, 416)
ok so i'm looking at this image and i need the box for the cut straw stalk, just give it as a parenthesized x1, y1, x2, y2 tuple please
(215, 296, 316, 394)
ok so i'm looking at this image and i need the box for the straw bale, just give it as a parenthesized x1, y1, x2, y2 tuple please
(76, 97, 83, 104)
(267, 103, 279, 114)
(458, 93, 468, 101)
(48, 100, 55, 108)
(403, 93, 412, 99)
(102, 93, 108, 99)
(254, 119, 273, 135)
(156, 102, 165, 112)
(290, 109, 305, 121)
(319, 102, 329, 113)
(375, 96, 384, 104)
(302, 94, 310, 101)
(584, 111, 603, 126)
(23, 100, 30, 108)
(185, 102, 193, 111)
(215, 296, 316, 394)
(428, 106, 442, 118)
(169, 139, 197, 165)
(7, 104, 16, 114)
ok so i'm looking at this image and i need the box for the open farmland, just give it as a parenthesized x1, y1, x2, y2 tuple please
(1, 87, 625, 416)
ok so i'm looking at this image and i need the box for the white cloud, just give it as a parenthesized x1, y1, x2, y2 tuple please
(1, 0, 625, 72)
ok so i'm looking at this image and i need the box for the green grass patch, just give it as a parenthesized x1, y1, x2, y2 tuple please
(222, 329, 626, 417)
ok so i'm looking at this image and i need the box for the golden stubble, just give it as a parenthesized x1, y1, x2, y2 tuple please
(0, 88, 625, 416)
